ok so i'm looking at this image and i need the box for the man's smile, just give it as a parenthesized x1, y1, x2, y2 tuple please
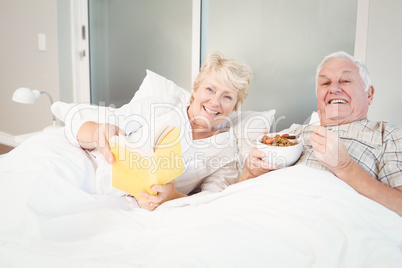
(328, 98, 348, 104)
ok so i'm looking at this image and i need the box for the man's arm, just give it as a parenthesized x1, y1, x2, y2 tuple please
(311, 125, 402, 216)
(335, 159, 402, 215)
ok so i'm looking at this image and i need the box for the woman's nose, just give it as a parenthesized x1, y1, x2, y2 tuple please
(209, 94, 220, 106)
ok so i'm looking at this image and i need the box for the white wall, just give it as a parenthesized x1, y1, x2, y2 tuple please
(366, 0, 402, 127)
(0, 0, 60, 136)
(202, 0, 357, 131)
(0, 0, 401, 145)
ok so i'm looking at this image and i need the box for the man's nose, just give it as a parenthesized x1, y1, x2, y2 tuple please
(329, 82, 343, 93)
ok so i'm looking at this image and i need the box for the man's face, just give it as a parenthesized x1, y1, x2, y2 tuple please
(316, 58, 374, 126)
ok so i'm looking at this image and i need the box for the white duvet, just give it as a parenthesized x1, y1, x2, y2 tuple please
(0, 129, 401, 268)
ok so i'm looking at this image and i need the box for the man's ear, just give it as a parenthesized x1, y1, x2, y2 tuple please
(367, 86, 374, 105)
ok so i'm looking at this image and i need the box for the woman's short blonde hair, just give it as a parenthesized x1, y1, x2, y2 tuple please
(191, 51, 252, 110)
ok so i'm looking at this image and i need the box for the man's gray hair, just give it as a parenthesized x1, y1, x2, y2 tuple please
(315, 51, 372, 93)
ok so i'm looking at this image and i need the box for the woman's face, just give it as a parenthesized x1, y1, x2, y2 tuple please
(188, 72, 238, 130)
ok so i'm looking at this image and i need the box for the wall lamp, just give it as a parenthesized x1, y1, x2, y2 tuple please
(12, 87, 59, 130)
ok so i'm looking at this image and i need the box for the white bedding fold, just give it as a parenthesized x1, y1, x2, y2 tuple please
(0, 129, 401, 267)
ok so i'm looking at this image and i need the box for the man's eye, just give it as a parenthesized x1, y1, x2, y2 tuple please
(321, 82, 330, 86)
(341, 80, 350, 83)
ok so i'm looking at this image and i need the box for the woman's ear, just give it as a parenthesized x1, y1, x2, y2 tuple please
(234, 101, 241, 111)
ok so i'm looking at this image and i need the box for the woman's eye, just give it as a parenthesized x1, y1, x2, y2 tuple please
(207, 87, 213, 92)
(224, 95, 233, 100)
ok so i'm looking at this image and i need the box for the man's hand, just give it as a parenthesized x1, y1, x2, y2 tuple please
(310, 125, 354, 177)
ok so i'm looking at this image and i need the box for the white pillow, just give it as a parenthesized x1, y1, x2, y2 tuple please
(308, 111, 320, 125)
(51, 70, 190, 123)
(131, 69, 191, 105)
(51, 102, 112, 123)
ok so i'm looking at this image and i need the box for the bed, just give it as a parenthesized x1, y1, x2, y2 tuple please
(1, 71, 402, 267)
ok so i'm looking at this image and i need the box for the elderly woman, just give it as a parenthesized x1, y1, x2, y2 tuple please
(75, 51, 252, 210)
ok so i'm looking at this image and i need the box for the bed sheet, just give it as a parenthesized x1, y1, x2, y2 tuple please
(0, 129, 401, 268)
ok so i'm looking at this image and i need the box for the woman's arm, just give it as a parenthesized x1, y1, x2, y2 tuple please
(238, 147, 276, 182)
(136, 181, 187, 211)
(77, 121, 124, 164)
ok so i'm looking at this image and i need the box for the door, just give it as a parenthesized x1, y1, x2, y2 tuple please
(88, 0, 194, 108)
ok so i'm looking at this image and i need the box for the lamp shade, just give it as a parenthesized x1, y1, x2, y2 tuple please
(12, 87, 41, 104)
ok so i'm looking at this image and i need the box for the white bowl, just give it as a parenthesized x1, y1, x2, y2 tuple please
(256, 133, 303, 168)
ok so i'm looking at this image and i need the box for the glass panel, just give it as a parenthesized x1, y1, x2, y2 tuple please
(89, 0, 193, 107)
(202, 0, 357, 130)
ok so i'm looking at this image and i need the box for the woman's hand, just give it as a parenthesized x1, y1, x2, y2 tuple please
(136, 181, 186, 211)
(77, 122, 124, 164)
(310, 125, 353, 176)
(238, 147, 277, 182)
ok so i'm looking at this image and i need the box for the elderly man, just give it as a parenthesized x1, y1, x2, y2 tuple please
(240, 51, 402, 216)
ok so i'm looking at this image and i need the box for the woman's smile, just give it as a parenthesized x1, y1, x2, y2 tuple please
(203, 106, 220, 116)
